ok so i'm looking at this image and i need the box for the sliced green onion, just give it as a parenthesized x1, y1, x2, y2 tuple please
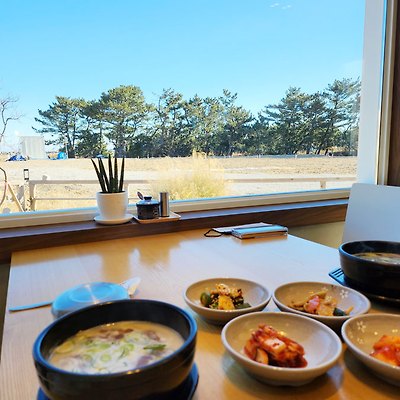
(144, 344, 166, 351)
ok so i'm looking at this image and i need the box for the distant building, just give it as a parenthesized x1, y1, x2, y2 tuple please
(19, 136, 47, 159)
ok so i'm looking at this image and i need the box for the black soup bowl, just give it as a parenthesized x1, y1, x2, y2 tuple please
(339, 240, 400, 299)
(33, 299, 197, 400)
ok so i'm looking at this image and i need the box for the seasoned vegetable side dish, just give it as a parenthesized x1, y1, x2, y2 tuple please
(200, 283, 251, 310)
(290, 288, 353, 316)
(49, 321, 183, 374)
(244, 324, 307, 368)
(370, 335, 400, 366)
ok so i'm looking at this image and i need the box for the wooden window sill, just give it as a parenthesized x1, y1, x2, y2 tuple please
(0, 199, 348, 264)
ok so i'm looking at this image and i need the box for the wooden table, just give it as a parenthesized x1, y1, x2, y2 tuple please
(1, 230, 399, 399)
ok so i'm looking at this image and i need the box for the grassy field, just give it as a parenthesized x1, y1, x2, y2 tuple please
(0, 154, 357, 212)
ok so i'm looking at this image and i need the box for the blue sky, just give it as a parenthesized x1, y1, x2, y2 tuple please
(0, 0, 365, 151)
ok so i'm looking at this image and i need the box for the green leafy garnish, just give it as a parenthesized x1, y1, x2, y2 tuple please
(333, 307, 346, 316)
(236, 302, 251, 309)
(200, 292, 212, 307)
(118, 344, 134, 359)
(100, 354, 111, 362)
(144, 344, 166, 351)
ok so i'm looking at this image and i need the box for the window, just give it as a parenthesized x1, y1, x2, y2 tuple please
(0, 1, 388, 228)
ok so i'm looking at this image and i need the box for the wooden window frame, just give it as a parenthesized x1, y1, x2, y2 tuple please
(0, 199, 348, 264)
(388, 1, 400, 185)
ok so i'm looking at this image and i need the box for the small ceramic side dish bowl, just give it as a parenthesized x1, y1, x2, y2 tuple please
(184, 278, 271, 325)
(342, 313, 400, 386)
(273, 281, 371, 331)
(221, 312, 342, 386)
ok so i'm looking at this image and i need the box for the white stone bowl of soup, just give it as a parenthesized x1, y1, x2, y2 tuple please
(33, 299, 197, 400)
(342, 313, 400, 386)
(183, 277, 271, 325)
(273, 281, 370, 331)
(221, 312, 342, 386)
(339, 240, 400, 299)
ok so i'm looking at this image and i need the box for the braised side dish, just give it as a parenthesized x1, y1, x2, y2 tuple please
(290, 288, 353, 316)
(200, 283, 251, 310)
(49, 321, 183, 374)
(244, 324, 307, 368)
(370, 335, 400, 366)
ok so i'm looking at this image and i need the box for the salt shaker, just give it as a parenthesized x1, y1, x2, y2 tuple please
(159, 192, 170, 217)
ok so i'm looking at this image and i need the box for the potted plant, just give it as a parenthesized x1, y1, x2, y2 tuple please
(91, 156, 131, 223)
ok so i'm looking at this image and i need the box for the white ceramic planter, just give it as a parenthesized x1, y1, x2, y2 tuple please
(96, 191, 129, 222)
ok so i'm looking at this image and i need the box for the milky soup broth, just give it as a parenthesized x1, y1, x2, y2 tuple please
(354, 252, 400, 265)
(48, 321, 184, 374)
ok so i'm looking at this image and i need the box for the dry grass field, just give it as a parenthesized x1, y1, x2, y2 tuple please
(0, 155, 357, 212)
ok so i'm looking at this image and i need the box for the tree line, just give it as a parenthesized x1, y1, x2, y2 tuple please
(33, 78, 360, 159)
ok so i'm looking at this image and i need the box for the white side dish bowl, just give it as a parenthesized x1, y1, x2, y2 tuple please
(183, 278, 271, 325)
(273, 281, 371, 331)
(342, 313, 400, 386)
(221, 311, 342, 386)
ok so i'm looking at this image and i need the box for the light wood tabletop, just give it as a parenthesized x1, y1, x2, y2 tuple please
(1, 229, 399, 399)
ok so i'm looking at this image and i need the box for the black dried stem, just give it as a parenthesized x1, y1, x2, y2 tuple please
(91, 156, 125, 193)
(118, 157, 125, 192)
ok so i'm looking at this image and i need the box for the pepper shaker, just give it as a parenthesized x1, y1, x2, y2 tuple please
(159, 192, 170, 217)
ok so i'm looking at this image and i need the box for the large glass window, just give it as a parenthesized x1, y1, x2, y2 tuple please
(0, 0, 384, 226)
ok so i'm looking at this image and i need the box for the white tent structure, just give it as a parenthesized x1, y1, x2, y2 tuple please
(19, 136, 47, 159)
